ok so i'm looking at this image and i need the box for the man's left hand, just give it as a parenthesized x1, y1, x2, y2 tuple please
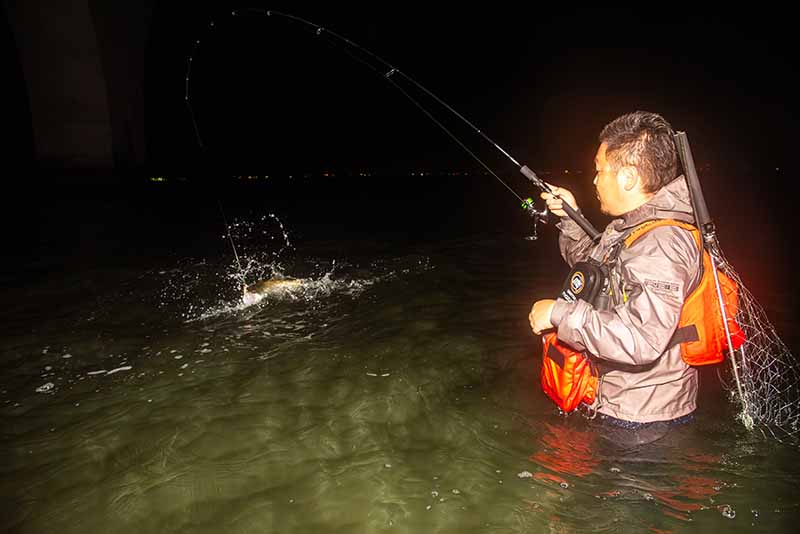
(529, 299, 556, 335)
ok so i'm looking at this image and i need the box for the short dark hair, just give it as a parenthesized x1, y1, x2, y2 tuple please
(599, 111, 678, 193)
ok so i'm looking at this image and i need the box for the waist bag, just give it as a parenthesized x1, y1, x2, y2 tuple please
(540, 332, 598, 412)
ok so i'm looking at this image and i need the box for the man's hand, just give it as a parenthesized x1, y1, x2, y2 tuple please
(540, 184, 578, 218)
(529, 299, 556, 335)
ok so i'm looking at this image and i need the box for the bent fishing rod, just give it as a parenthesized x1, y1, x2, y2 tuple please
(184, 8, 601, 242)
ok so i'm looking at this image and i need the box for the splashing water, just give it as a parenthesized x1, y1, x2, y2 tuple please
(156, 213, 434, 322)
(224, 213, 295, 291)
(192, 258, 412, 321)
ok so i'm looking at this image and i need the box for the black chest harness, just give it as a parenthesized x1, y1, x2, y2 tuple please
(556, 238, 654, 375)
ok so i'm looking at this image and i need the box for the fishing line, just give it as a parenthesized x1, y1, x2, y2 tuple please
(259, 11, 526, 203)
(189, 28, 245, 290)
(217, 199, 245, 293)
(184, 8, 601, 240)
(185, 29, 204, 149)
(185, 9, 520, 200)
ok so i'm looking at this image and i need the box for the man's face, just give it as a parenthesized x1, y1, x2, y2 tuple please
(593, 143, 626, 216)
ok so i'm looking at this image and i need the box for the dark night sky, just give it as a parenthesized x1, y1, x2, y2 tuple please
(142, 3, 796, 180)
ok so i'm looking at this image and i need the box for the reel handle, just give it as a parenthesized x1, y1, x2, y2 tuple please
(521, 197, 549, 241)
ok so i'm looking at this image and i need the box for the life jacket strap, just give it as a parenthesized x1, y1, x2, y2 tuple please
(623, 219, 701, 249)
(667, 324, 700, 351)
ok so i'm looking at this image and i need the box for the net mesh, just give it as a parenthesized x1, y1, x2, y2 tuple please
(714, 244, 800, 442)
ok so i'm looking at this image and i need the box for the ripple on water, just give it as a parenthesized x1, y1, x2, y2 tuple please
(4, 237, 800, 533)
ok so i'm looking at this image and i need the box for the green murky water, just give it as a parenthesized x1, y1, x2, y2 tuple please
(2, 203, 799, 533)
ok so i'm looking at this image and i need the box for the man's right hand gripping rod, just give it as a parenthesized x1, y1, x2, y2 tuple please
(520, 165, 601, 242)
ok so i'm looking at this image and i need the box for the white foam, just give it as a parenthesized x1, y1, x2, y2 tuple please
(36, 383, 54, 393)
(242, 292, 265, 307)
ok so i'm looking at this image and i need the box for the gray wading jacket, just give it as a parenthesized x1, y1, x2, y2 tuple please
(550, 177, 702, 423)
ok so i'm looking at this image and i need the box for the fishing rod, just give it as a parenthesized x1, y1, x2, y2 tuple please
(184, 8, 601, 241)
(675, 132, 751, 425)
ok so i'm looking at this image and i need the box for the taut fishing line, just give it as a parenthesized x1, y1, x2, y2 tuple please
(217, 199, 245, 294)
(184, 9, 800, 441)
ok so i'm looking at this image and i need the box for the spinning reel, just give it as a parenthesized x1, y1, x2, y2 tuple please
(521, 197, 549, 241)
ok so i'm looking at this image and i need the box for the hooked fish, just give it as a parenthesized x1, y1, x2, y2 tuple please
(242, 278, 303, 306)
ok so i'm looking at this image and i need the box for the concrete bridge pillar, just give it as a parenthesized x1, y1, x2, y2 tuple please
(4, 0, 152, 173)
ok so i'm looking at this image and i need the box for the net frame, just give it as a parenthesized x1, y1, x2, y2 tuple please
(678, 131, 800, 442)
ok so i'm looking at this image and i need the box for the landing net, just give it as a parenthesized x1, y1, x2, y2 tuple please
(715, 246, 800, 442)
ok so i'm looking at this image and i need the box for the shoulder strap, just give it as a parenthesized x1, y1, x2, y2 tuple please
(604, 219, 700, 265)
(624, 219, 706, 351)
(623, 219, 701, 250)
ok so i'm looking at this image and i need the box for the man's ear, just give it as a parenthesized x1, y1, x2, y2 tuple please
(617, 166, 641, 192)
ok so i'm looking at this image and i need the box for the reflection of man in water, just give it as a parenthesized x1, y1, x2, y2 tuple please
(529, 111, 700, 436)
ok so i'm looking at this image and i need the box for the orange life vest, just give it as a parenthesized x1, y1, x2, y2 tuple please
(540, 219, 746, 412)
(622, 219, 746, 366)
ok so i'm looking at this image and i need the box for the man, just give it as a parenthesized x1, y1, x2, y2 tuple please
(529, 111, 701, 426)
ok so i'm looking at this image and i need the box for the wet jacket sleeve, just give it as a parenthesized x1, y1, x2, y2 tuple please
(557, 216, 597, 268)
(550, 227, 699, 366)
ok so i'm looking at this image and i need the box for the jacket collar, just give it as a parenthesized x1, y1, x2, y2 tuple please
(615, 175, 696, 231)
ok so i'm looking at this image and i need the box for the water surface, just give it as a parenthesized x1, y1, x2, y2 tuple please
(2, 179, 799, 533)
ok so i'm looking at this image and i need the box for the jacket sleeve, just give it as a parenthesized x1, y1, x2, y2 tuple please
(558, 216, 597, 267)
(550, 226, 700, 366)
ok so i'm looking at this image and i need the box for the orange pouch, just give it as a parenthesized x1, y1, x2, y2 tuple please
(677, 252, 746, 365)
(541, 332, 598, 412)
